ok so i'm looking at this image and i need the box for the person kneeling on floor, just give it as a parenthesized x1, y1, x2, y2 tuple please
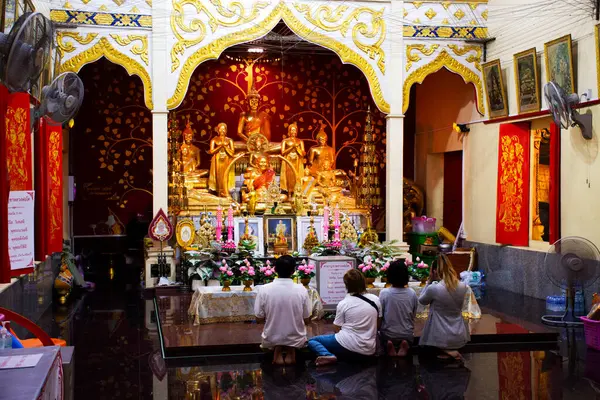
(254, 255, 312, 365)
(308, 269, 382, 366)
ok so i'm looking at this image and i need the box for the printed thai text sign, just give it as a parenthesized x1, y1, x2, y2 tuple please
(8, 191, 35, 270)
(318, 261, 353, 305)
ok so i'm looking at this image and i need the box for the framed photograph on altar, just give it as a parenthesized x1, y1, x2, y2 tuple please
(544, 34, 574, 95)
(297, 216, 324, 254)
(513, 48, 540, 114)
(233, 217, 264, 256)
(264, 216, 296, 253)
(483, 59, 508, 119)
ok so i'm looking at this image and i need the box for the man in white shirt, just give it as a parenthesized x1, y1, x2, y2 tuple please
(255, 255, 311, 365)
(308, 269, 382, 366)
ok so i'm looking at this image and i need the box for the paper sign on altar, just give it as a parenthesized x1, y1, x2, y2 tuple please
(318, 261, 353, 305)
(8, 191, 35, 271)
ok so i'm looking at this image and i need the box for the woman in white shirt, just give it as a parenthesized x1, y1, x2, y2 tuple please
(308, 269, 382, 366)
(419, 254, 470, 362)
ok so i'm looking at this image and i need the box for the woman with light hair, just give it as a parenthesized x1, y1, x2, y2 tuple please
(418, 254, 470, 362)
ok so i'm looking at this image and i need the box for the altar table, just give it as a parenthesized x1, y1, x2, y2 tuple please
(367, 282, 481, 320)
(188, 284, 324, 325)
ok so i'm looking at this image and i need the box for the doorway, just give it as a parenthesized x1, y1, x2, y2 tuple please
(443, 151, 463, 236)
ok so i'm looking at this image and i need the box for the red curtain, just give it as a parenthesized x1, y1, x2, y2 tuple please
(549, 122, 560, 244)
(35, 117, 64, 259)
(6, 92, 32, 191)
(496, 122, 531, 246)
(0, 84, 9, 283)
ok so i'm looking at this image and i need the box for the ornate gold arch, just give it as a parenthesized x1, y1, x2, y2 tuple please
(59, 37, 153, 109)
(403, 50, 484, 115)
(167, 3, 389, 113)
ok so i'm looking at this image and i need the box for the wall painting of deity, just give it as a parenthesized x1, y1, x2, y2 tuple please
(544, 34, 575, 95)
(513, 48, 541, 114)
(483, 59, 509, 119)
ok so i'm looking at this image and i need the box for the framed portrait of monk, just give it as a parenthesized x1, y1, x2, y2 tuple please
(513, 48, 540, 114)
(264, 216, 296, 253)
(483, 59, 509, 119)
(544, 34, 575, 95)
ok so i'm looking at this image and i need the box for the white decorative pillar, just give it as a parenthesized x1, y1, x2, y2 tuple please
(385, 0, 406, 245)
(151, 0, 170, 216)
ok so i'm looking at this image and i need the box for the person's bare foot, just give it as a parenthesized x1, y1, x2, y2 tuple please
(397, 340, 409, 357)
(315, 356, 337, 366)
(386, 340, 397, 357)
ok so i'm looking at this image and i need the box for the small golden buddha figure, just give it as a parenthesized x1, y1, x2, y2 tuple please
(180, 119, 207, 188)
(307, 127, 335, 176)
(208, 122, 235, 197)
(280, 122, 305, 197)
(237, 83, 271, 141)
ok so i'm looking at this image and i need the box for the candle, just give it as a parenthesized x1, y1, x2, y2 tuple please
(323, 206, 329, 242)
(334, 205, 340, 241)
(216, 205, 223, 242)
(227, 205, 234, 242)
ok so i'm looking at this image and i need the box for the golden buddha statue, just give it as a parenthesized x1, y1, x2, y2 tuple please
(308, 127, 335, 176)
(242, 154, 276, 204)
(237, 83, 271, 141)
(280, 122, 305, 197)
(181, 119, 208, 189)
(315, 158, 351, 205)
(208, 122, 235, 197)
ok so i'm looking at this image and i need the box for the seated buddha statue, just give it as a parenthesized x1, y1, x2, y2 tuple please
(307, 127, 335, 177)
(242, 154, 276, 204)
(237, 83, 272, 141)
(315, 158, 351, 205)
(180, 119, 208, 189)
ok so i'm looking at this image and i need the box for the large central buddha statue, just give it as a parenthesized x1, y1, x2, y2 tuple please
(237, 84, 271, 141)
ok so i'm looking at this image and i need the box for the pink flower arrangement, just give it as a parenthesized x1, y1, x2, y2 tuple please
(259, 260, 276, 282)
(359, 260, 379, 278)
(239, 258, 256, 281)
(295, 259, 316, 279)
(417, 261, 428, 269)
(218, 260, 234, 283)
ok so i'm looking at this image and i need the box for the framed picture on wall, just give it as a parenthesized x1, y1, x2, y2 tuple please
(264, 216, 296, 254)
(233, 217, 264, 256)
(483, 59, 509, 119)
(544, 34, 575, 95)
(513, 48, 540, 114)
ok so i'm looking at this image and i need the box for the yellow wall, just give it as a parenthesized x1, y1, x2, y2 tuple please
(464, 105, 600, 250)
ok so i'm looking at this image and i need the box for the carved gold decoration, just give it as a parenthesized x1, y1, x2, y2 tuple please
(406, 44, 439, 72)
(448, 44, 482, 71)
(454, 9, 465, 20)
(403, 8, 408, 18)
(442, 18, 449, 24)
(293, 4, 386, 74)
(168, 3, 390, 113)
(413, 1, 423, 9)
(424, 8, 437, 20)
(56, 32, 99, 57)
(99, 5, 109, 11)
(481, 9, 488, 20)
(469, 3, 479, 10)
(110, 34, 149, 66)
(146, 0, 152, 7)
(81, 0, 91, 4)
(63, 2, 73, 9)
(170, 0, 270, 73)
(113, 0, 125, 6)
(403, 49, 485, 115)
(130, 6, 140, 12)
(176, 219, 196, 248)
(59, 37, 153, 109)
(532, 129, 550, 241)
(470, 19, 477, 25)
(441, 2, 451, 10)
(413, 18, 421, 24)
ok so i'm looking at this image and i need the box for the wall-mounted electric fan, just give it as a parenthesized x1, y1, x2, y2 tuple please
(544, 81, 593, 140)
(542, 236, 600, 327)
(35, 72, 84, 123)
(0, 12, 52, 93)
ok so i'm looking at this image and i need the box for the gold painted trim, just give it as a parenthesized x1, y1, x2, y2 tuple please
(403, 49, 485, 115)
(176, 219, 196, 248)
(543, 34, 575, 95)
(596, 24, 600, 100)
(110, 34, 149, 66)
(168, 3, 389, 113)
(56, 32, 98, 58)
(59, 37, 153, 109)
(448, 44, 482, 71)
(482, 59, 508, 119)
(513, 47, 540, 114)
(406, 44, 439, 72)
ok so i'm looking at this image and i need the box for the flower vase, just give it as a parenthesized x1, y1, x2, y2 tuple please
(300, 278, 311, 289)
(221, 280, 232, 292)
(365, 277, 375, 289)
(381, 277, 391, 288)
(243, 280, 254, 292)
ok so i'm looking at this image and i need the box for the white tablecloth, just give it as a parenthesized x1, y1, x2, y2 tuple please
(188, 284, 324, 325)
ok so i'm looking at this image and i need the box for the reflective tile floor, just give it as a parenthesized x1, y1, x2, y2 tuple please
(47, 269, 600, 399)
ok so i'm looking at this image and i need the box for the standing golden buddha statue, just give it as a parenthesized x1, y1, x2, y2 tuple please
(280, 122, 305, 197)
(307, 127, 335, 176)
(237, 83, 271, 141)
(208, 122, 235, 197)
(180, 118, 207, 189)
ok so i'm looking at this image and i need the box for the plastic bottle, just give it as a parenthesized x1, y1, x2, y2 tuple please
(0, 323, 12, 349)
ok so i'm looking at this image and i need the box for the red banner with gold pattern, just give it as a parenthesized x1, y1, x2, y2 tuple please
(496, 122, 531, 246)
(496, 323, 532, 400)
(0, 84, 10, 282)
(6, 92, 32, 191)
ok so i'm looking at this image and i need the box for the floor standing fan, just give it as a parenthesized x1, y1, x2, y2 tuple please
(542, 236, 600, 327)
